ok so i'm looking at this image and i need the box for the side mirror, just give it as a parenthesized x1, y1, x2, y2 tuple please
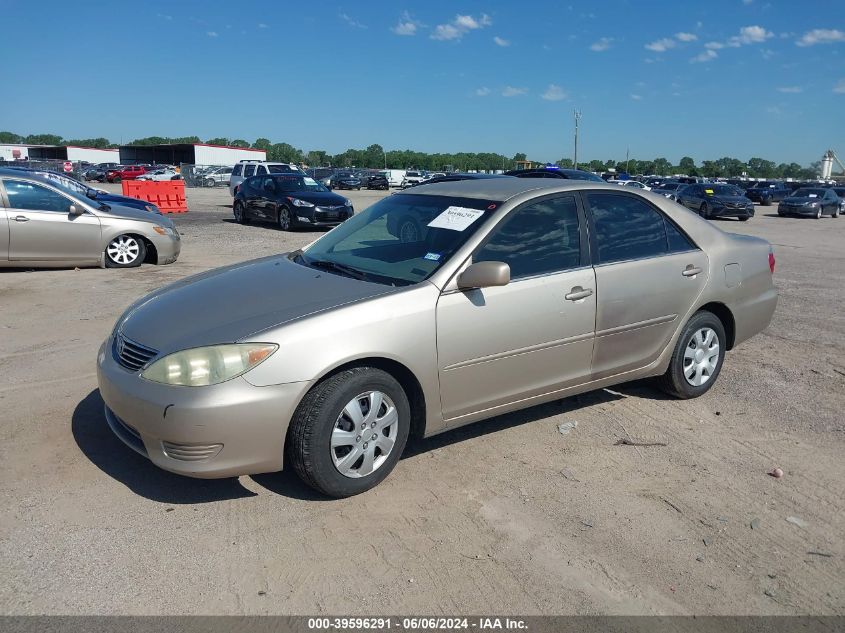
(86, 188, 98, 200)
(457, 261, 510, 290)
(68, 204, 84, 216)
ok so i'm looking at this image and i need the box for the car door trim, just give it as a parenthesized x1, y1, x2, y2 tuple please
(442, 331, 595, 371)
(595, 313, 677, 338)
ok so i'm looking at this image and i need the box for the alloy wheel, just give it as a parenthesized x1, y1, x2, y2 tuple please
(683, 327, 720, 387)
(106, 236, 141, 266)
(331, 391, 399, 478)
(278, 207, 291, 230)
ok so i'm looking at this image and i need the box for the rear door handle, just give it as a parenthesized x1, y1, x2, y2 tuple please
(682, 265, 702, 277)
(565, 286, 594, 301)
(13, 215, 29, 222)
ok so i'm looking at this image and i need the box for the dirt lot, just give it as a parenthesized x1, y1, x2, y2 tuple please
(1, 183, 843, 615)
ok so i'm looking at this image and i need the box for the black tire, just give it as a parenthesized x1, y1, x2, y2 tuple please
(656, 310, 727, 399)
(833, 206, 840, 218)
(739, 215, 750, 221)
(762, 197, 771, 207)
(233, 200, 250, 224)
(278, 206, 292, 231)
(104, 234, 146, 268)
(816, 207, 822, 219)
(205, 178, 216, 188)
(699, 203, 709, 219)
(112, 176, 121, 183)
(288, 367, 411, 498)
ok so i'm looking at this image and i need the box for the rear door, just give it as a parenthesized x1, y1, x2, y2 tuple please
(3, 179, 101, 262)
(0, 184, 8, 260)
(583, 191, 708, 379)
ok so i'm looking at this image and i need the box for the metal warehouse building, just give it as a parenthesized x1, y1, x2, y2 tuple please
(118, 143, 266, 166)
(20, 145, 120, 163)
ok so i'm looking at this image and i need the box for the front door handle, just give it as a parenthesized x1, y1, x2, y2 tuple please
(682, 265, 702, 277)
(13, 215, 29, 222)
(565, 286, 594, 301)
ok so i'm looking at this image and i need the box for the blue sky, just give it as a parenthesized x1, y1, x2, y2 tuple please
(1, 0, 843, 165)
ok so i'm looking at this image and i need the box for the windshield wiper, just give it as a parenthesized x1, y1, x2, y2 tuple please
(307, 258, 370, 281)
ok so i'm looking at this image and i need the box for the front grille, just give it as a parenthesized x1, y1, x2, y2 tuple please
(315, 207, 349, 222)
(162, 441, 223, 462)
(115, 333, 159, 371)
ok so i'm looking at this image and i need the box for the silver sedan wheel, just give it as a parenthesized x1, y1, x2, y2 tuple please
(331, 391, 399, 478)
(683, 327, 720, 387)
(106, 236, 141, 265)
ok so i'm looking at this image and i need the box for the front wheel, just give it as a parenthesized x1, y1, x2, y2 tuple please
(288, 367, 411, 497)
(656, 310, 726, 399)
(205, 178, 216, 188)
(105, 234, 145, 268)
(816, 207, 822, 219)
(833, 206, 840, 218)
(739, 215, 750, 221)
(699, 203, 709, 219)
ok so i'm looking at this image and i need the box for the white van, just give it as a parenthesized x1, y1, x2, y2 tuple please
(380, 169, 406, 188)
(229, 160, 302, 196)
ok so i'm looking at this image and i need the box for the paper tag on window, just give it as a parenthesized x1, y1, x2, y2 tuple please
(705, 189, 714, 194)
(304, 177, 318, 186)
(808, 194, 818, 198)
(427, 206, 484, 231)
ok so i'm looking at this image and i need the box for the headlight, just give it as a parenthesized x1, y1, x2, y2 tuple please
(288, 197, 314, 207)
(344, 198, 352, 206)
(153, 225, 176, 236)
(141, 343, 278, 386)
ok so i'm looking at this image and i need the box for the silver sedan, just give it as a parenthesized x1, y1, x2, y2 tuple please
(98, 179, 777, 497)
(0, 169, 180, 268)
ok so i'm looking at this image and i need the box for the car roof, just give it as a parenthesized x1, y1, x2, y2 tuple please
(400, 177, 624, 200)
(0, 167, 78, 183)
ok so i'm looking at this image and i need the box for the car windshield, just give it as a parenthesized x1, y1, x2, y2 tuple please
(274, 175, 328, 192)
(658, 183, 681, 190)
(704, 185, 743, 196)
(297, 193, 500, 286)
(791, 188, 827, 198)
(33, 174, 98, 207)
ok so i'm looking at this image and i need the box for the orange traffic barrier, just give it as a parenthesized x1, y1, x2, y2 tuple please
(122, 180, 188, 213)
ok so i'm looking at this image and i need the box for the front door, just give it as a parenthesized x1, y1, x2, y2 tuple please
(2, 179, 101, 261)
(583, 191, 709, 379)
(436, 194, 596, 422)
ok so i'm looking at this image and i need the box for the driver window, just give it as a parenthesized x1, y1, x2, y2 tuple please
(4, 180, 72, 213)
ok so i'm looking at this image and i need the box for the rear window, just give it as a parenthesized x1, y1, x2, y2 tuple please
(244, 164, 256, 177)
(268, 164, 297, 174)
(232, 164, 243, 176)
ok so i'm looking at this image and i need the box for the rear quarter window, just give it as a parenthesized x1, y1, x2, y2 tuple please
(232, 164, 243, 176)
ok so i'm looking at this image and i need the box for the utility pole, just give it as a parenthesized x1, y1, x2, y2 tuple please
(626, 146, 630, 174)
(573, 109, 582, 169)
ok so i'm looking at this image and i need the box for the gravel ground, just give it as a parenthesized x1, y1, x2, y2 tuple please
(1, 183, 843, 615)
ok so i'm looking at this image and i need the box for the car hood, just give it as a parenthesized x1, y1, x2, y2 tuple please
(96, 203, 171, 224)
(95, 191, 154, 207)
(286, 190, 349, 205)
(782, 197, 818, 204)
(705, 195, 750, 204)
(117, 255, 396, 353)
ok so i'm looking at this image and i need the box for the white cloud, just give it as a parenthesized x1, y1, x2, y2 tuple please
(777, 86, 803, 93)
(475, 87, 491, 96)
(339, 12, 367, 29)
(206, 31, 218, 37)
(833, 79, 845, 94)
(742, 0, 754, 4)
(728, 25, 773, 46)
(156, 13, 172, 20)
(541, 84, 567, 101)
(675, 32, 698, 42)
(494, 36, 510, 47)
(431, 13, 491, 40)
(691, 49, 718, 63)
(258, 23, 268, 29)
(502, 86, 528, 97)
(630, 94, 643, 100)
(590, 37, 613, 52)
(705, 41, 725, 49)
(796, 29, 845, 47)
(392, 11, 421, 36)
(645, 37, 677, 52)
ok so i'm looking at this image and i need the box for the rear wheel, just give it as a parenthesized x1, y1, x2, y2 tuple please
(699, 203, 709, 219)
(233, 200, 250, 224)
(278, 206, 292, 231)
(105, 234, 145, 268)
(288, 367, 411, 497)
(205, 178, 216, 188)
(816, 207, 822, 219)
(833, 206, 840, 218)
(657, 310, 726, 399)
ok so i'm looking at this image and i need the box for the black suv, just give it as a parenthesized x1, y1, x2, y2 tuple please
(745, 181, 791, 206)
(366, 173, 389, 190)
(233, 174, 354, 230)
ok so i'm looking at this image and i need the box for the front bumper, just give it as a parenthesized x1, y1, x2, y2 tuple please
(709, 206, 754, 218)
(778, 205, 820, 216)
(149, 233, 182, 265)
(295, 205, 353, 227)
(96, 336, 309, 478)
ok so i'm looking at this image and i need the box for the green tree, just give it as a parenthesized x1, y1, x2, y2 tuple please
(747, 157, 777, 178)
(24, 133, 63, 145)
(363, 144, 385, 168)
(652, 157, 672, 176)
(512, 152, 527, 163)
(0, 131, 24, 143)
(252, 138, 272, 151)
(678, 156, 697, 175)
(229, 139, 249, 148)
(306, 150, 329, 166)
(64, 137, 112, 148)
(268, 142, 304, 163)
(206, 137, 229, 145)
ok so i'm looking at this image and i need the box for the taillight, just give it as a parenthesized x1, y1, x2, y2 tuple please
(768, 250, 775, 274)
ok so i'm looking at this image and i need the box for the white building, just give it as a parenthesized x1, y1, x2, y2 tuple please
(118, 143, 266, 166)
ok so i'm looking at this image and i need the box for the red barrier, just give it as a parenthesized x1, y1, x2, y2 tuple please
(121, 180, 188, 213)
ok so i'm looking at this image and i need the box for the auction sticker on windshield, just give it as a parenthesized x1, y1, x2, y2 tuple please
(427, 206, 485, 231)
